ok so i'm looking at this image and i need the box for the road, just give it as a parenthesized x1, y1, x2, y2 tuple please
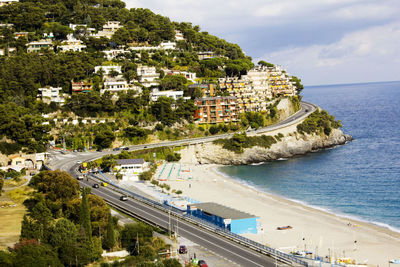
(50, 101, 316, 171)
(48, 101, 316, 267)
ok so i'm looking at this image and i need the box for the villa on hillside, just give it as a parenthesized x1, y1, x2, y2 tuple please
(137, 65, 159, 87)
(92, 21, 121, 39)
(71, 81, 93, 93)
(58, 34, 86, 52)
(94, 65, 122, 78)
(150, 89, 185, 102)
(101, 77, 141, 95)
(37, 86, 67, 105)
(163, 69, 197, 83)
(26, 39, 53, 53)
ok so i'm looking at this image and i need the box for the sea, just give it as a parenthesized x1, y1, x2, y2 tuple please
(218, 81, 400, 232)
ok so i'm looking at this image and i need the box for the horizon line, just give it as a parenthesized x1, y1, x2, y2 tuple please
(305, 80, 400, 88)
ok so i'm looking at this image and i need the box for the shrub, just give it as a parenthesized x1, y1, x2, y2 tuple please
(297, 110, 342, 136)
(209, 125, 219, 135)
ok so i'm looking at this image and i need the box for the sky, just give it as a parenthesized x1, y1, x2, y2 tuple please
(125, 0, 400, 86)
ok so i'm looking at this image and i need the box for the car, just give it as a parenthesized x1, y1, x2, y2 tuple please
(113, 147, 120, 151)
(197, 260, 208, 267)
(144, 146, 147, 148)
(77, 175, 84, 180)
(178, 245, 187, 254)
(92, 183, 99, 188)
(198, 260, 208, 267)
(76, 160, 82, 164)
(123, 147, 129, 150)
(120, 195, 128, 201)
(305, 109, 309, 112)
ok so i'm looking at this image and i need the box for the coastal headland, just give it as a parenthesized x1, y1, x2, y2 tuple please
(158, 117, 400, 266)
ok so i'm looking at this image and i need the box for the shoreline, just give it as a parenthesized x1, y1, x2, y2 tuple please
(213, 166, 400, 235)
(160, 148, 400, 265)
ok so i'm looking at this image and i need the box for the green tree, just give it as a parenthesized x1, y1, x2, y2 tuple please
(50, 218, 78, 266)
(121, 223, 153, 255)
(80, 187, 92, 240)
(103, 213, 116, 250)
(13, 239, 61, 267)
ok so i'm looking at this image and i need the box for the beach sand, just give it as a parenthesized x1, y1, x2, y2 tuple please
(159, 146, 400, 266)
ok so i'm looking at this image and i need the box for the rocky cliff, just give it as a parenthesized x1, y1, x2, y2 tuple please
(193, 128, 352, 165)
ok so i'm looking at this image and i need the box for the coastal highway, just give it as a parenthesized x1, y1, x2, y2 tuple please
(50, 101, 317, 170)
(48, 101, 316, 266)
(76, 174, 288, 267)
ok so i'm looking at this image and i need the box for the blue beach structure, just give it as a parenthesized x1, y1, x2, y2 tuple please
(187, 202, 259, 234)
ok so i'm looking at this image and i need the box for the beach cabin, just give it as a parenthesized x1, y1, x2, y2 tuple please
(187, 202, 259, 234)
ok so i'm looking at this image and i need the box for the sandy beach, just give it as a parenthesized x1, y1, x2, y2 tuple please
(158, 146, 400, 266)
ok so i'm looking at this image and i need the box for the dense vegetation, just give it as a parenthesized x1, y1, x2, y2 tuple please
(0, 170, 177, 266)
(214, 132, 280, 154)
(297, 110, 342, 136)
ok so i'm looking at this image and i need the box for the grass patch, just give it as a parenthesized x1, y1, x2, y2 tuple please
(0, 185, 32, 250)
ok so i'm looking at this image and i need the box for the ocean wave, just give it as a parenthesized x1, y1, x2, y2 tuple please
(215, 167, 400, 234)
(250, 162, 265, 166)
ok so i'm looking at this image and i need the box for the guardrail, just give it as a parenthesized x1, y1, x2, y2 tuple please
(85, 171, 309, 266)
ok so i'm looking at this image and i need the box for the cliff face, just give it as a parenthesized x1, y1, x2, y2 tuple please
(193, 129, 352, 165)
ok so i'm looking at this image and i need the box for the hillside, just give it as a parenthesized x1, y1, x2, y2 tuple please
(0, 0, 304, 155)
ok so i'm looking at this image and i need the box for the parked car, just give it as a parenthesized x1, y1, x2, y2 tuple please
(113, 147, 120, 151)
(198, 260, 208, 267)
(178, 245, 187, 254)
(120, 195, 128, 201)
(122, 146, 129, 150)
(92, 183, 99, 188)
(77, 175, 84, 180)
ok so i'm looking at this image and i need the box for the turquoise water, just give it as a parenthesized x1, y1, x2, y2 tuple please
(219, 81, 400, 231)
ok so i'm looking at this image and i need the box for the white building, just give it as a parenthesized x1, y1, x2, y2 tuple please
(103, 49, 130, 60)
(0, 47, 16, 56)
(175, 30, 185, 41)
(151, 89, 184, 102)
(101, 78, 142, 94)
(69, 23, 95, 33)
(0, 0, 18, 7)
(94, 65, 122, 77)
(198, 51, 215, 60)
(37, 86, 67, 105)
(93, 21, 122, 39)
(58, 34, 86, 52)
(137, 65, 159, 87)
(163, 69, 197, 83)
(115, 158, 147, 181)
(27, 39, 53, 53)
(129, 41, 177, 51)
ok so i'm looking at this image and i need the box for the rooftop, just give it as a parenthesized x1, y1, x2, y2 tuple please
(116, 158, 145, 165)
(188, 202, 257, 220)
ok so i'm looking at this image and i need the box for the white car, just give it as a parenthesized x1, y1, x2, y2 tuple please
(76, 160, 82, 164)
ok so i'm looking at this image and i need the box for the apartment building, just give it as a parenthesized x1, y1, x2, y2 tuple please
(58, 34, 86, 52)
(194, 96, 238, 124)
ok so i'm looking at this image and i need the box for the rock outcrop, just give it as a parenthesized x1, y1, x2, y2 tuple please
(193, 128, 352, 165)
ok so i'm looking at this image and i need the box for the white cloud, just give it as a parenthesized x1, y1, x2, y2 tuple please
(263, 22, 400, 84)
(124, 0, 400, 84)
